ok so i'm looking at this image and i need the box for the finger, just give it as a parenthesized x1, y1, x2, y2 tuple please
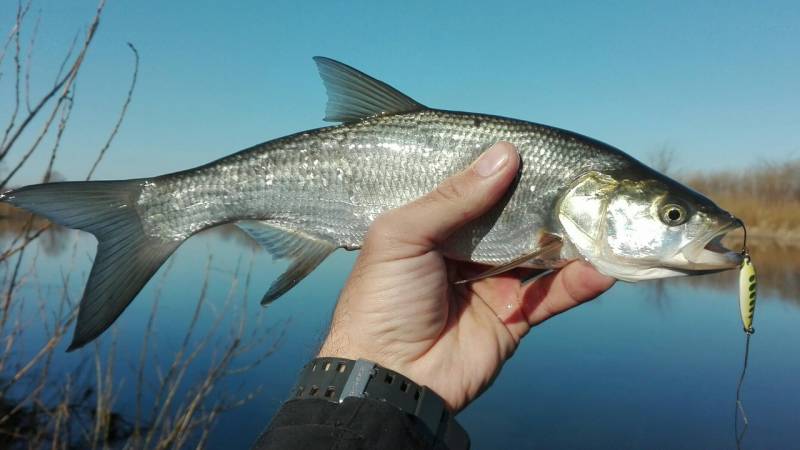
(364, 142, 520, 259)
(518, 260, 615, 327)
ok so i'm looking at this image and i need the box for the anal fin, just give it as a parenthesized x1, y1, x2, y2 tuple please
(236, 221, 336, 305)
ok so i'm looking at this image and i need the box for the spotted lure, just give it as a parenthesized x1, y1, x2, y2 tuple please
(739, 252, 757, 334)
(734, 236, 757, 448)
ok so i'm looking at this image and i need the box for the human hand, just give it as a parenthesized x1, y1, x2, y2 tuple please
(318, 142, 615, 412)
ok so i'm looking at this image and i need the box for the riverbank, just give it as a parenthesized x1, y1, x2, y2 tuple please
(683, 159, 800, 246)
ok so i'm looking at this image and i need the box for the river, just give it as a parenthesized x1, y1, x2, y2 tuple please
(1, 226, 798, 449)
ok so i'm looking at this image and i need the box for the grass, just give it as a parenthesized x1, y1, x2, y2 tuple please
(0, 2, 281, 448)
(683, 160, 800, 244)
(0, 228, 283, 448)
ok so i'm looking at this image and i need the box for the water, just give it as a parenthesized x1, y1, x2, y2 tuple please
(1, 227, 798, 449)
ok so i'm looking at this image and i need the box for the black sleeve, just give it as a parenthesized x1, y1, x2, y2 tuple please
(251, 397, 449, 450)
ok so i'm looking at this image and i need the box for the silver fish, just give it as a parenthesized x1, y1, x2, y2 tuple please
(0, 57, 744, 350)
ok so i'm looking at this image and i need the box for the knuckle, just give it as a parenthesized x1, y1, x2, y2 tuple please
(433, 177, 470, 206)
(364, 212, 405, 248)
(430, 176, 477, 222)
(368, 212, 397, 239)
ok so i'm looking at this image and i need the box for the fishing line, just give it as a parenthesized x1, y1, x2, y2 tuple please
(733, 219, 756, 450)
(734, 331, 751, 450)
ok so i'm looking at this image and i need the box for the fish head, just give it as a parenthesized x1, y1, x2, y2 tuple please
(557, 170, 744, 281)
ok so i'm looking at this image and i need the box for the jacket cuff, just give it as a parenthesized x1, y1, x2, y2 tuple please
(252, 397, 448, 450)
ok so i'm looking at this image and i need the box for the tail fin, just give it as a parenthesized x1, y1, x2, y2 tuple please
(1, 180, 180, 351)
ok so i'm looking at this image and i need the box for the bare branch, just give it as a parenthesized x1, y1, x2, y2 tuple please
(86, 42, 139, 180)
(0, 1, 26, 151)
(0, 0, 32, 79)
(41, 93, 74, 183)
(0, 3, 279, 446)
(0, 0, 105, 165)
(24, 7, 41, 113)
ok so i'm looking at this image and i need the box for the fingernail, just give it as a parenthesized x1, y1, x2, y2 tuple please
(474, 143, 509, 177)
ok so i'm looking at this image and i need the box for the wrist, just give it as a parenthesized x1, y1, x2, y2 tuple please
(290, 356, 469, 449)
(317, 339, 420, 401)
(318, 331, 393, 372)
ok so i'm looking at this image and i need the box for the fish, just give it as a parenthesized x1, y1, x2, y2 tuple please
(0, 56, 744, 351)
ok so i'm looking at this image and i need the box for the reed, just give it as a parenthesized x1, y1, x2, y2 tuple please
(683, 160, 800, 244)
(0, 2, 279, 448)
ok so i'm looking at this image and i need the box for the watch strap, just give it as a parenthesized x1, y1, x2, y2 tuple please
(291, 357, 469, 449)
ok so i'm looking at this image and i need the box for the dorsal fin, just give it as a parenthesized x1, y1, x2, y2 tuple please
(313, 56, 426, 123)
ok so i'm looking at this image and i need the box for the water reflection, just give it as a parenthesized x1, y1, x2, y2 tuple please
(0, 206, 71, 256)
(1, 203, 260, 256)
(2, 204, 798, 449)
(3, 203, 798, 305)
(672, 239, 800, 306)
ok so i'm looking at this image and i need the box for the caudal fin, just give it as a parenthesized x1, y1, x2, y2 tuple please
(1, 180, 180, 351)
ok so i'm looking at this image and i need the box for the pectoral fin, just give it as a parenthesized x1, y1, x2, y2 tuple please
(236, 221, 336, 304)
(454, 234, 563, 284)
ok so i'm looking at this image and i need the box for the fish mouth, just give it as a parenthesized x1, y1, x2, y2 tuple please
(673, 219, 745, 271)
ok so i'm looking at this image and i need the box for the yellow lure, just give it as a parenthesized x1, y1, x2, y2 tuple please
(738, 251, 757, 334)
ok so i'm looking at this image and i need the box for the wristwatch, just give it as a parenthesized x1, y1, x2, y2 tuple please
(290, 357, 470, 449)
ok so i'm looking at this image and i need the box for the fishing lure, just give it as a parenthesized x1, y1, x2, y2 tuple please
(734, 229, 756, 449)
(738, 251, 757, 334)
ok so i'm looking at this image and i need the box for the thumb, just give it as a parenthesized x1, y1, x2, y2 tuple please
(364, 141, 520, 259)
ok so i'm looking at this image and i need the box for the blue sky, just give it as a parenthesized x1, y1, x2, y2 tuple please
(1, 0, 798, 184)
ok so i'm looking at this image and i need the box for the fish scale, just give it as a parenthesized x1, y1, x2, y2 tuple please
(0, 57, 743, 350)
(138, 110, 629, 264)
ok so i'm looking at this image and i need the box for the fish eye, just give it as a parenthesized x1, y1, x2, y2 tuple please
(660, 203, 687, 226)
